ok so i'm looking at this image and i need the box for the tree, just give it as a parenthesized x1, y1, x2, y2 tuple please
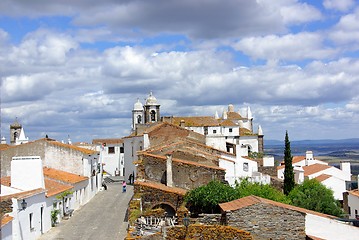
(288, 179, 343, 217)
(184, 180, 237, 214)
(283, 131, 295, 195)
(235, 179, 290, 204)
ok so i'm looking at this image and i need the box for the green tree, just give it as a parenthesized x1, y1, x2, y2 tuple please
(235, 179, 290, 204)
(288, 179, 343, 217)
(283, 131, 295, 195)
(184, 180, 237, 214)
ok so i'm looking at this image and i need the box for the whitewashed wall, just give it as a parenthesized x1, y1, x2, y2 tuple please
(1, 219, 13, 240)
(306, 214, 359, 240)
(347, 193, 359, 219)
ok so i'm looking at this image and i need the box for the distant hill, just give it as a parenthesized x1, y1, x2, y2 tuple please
(265, 138, 359, 146)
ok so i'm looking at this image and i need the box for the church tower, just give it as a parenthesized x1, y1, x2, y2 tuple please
(144, 92, 160, 124)
(132, 98, 144, 131)
(10, 118, 22, 145)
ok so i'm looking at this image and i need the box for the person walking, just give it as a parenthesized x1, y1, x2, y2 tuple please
(122, 180, 126, 193)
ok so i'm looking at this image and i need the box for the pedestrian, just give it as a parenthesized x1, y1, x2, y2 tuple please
(128, 174, 133, 185)
(122, 180, 126, 193)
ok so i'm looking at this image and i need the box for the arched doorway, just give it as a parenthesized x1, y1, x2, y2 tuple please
(152, 203, 176, 217)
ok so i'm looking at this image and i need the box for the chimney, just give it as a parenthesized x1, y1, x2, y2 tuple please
(340, 161, 351, 174)
(305, 151, 313, 166)
(166, 154, 173, 187)
(11, 156, 45, 190)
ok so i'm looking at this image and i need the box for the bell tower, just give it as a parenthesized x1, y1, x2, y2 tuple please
(10, 118, 22, 145)
(132, 98, 144, 131)
(144, 92, 160, 124)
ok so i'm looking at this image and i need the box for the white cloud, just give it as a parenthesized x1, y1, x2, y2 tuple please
(323, 0, 355, 12)
(329, 9, 359, 47)
(279, 1, 322, 25)
(233, 32, 337, 61)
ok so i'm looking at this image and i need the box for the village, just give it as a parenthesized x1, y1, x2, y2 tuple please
(1, 92, 359, 240)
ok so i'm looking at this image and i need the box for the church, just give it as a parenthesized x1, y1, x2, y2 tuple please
(131, 92, 264, 158)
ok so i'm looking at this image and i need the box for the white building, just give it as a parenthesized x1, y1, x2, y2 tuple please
(92, 138, 125, 176)
(277, 151, 351, 200)
(344, 189, 359, 220)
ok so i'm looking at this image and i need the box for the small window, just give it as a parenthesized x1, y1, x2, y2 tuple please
(348, 206, 351, 215)
(120, 147, 124, 153)
(139, 146, 143, 151)
(243, 163, 249, 172)
(204, 127, 208, 135)
(108, 147, 115, 154)
(229, 128, 233, 133)
(355, 209, 358, 217)
(213, 130, 217, 134)
(29, 213, 34, 231)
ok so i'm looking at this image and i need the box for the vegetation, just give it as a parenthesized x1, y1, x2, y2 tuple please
(56, 190, 74, 215)
(288, 179, 343, 217)
(185, 180, 237, 214)
(235, 179, 290, 204)
(248, 151, 264, 159)
(283, 131, 295, 195)
(51, 209, 60, 227)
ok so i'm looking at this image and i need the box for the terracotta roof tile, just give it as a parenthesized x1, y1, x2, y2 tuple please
(92, 138, 124, 145)
(227, 111, 243, 120)
(0, 188, 45, 200)
(47, 140, 97, 155)
(348, 189, 359, 197)
(141, 152, 225, 171)
(219, 195, 336, 219)
(314, 174, 332, 182)
(1, 214, 13, 227)
(0, 144, 10, 150)
(239, 128, 253, 136)
(135, 180, 187, 195)
(43, 167, 88, 184)
(0, 176, 11, 186)
(169, 116, 220, 127)
(219, 119, 237, 126)
(44, 178, 73, 197)
(302, 164, 331, 177)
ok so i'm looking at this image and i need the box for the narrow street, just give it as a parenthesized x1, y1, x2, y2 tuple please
(38, 182, 133, 240)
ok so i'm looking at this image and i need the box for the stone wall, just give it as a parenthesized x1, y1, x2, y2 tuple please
(196, 214, 222, 225)
(138, 154, 225, 190)
(258, 166, 277, 176)
(225, 203, 306, 240)
(134, 183, 185, 213)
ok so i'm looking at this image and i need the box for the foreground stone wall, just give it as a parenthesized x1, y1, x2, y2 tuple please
(225, 203, 306, 240)
(134, 183, 185, 213)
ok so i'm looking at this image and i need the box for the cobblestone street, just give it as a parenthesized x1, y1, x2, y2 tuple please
(38, 182, 133, 240)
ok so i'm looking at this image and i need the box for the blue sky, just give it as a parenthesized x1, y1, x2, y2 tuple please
(1, 0, 359, 143)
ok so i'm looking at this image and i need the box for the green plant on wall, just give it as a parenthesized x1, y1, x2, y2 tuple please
(51, 209, 60, 227)
(56, 190, 74, 215)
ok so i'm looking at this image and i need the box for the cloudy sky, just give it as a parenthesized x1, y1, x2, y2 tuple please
(1, 0, 359, 143)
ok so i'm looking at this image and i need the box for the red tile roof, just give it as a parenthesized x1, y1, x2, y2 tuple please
(0, 176, 73, 197)
(0, 188, 45, 200)
(1, 214, 13, 227)
(92, 138, 124, 145)
(219, 195, 335, 219)
(44, 178, 73, 197)
(43, 167, 88, 184)
(302, 164, 331, 177)
(348, 189, 359, 197)
(0, 144, 10, 150)
(314, 174, 332, 182)
(135, 180, 187, 195)
(220, 119, 237, 126)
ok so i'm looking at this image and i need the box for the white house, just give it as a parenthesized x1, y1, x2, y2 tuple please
(92, 138, 125, 177)
(344, 189, 359, 219)
(277, 151, 351, 200)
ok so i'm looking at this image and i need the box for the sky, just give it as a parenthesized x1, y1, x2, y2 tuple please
(1, 0, 359, 143)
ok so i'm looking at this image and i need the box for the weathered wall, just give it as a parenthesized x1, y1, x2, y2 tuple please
(225, 203, 306, 240)
(1, 141, 46, 176)
(138, 154, 225, 190)
(134, 183, 184, 213)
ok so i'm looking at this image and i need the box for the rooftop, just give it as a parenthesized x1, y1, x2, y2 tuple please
(43, 167, 88, 184)
(302, 164, 331, 177)
(135, 180, 187, 195)
(219, 195, 335, 219)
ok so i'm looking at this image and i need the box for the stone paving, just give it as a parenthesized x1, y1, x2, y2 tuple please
(38, 182, 133, 240)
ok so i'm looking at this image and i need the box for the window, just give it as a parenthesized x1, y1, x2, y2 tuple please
(355, 209, 358, 217)
(120, 147, 124, 153)
(229, 128, 233, 133)
(108, 147, 115, 154)
(348, 206, 351, 215)
(213, 130, 217, 134)
(150, 110, 156, 121)
(204, 127, 208, 135)
(137, 115, 142, 124)
(243, 163, 249, 172)
(29, 213, 34, 231)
